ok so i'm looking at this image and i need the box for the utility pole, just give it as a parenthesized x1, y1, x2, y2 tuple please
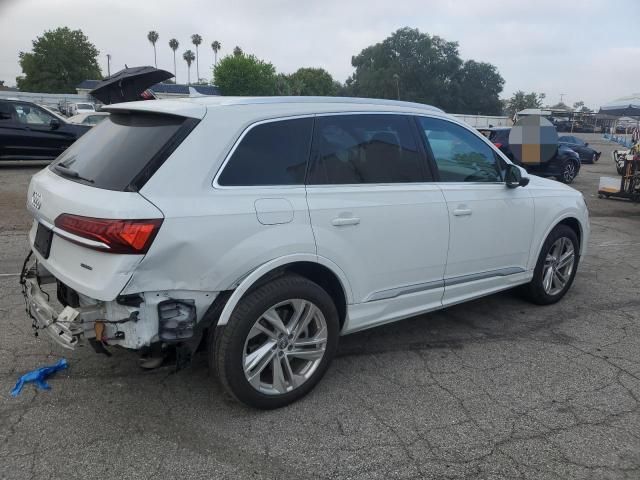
(393, 73, 400, 100)
(106, 54, 111, 76)
(559, 93, 566, 104)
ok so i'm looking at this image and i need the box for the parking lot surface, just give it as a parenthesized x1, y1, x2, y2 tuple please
(1, 135, 639, 479)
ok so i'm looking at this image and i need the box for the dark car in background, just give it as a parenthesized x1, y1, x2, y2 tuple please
(479, 127, 581, 184)
(558, 135, 601, 163)
(0, 99, 91, 161)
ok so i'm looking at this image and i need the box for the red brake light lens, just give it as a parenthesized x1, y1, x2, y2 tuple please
(54, 214, 163, 254)
(493, 142, 503, 148)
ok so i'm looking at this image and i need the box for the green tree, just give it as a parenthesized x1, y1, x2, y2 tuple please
(506, 91, 543, 116)
(455, 60, 504, 115)
(183, 49, 195, 85)
(345, 28, 463, 111)
(287, 68, 339, 96)
(16, 27, 101, 93)
(191, 34, 202, 81)
(573, 101, 584, 111)
(274, 73, 292, 95)
(233, 46, 243, 57)
(147, 30, 159, 68)
(169, 38, 179, 82)
(214, 53, 276, 95)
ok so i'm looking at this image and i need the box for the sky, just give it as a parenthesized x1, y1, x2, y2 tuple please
(0, 0, 638, 109)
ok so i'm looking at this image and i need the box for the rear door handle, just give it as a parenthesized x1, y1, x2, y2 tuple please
(453, 208, 472, 216)
(331, 217, 360, 226)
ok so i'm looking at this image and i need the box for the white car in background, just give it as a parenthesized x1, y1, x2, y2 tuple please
(22, 96, 589, 409)
(68, 102, 96, 116)
(68, 112, 109, 126)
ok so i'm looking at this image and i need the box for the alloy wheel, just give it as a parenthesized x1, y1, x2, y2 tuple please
(242, 299, 328, 395)
(542, 237, 575, 295)
(563, 162, 576, 183)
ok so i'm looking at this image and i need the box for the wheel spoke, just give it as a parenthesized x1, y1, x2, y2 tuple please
(293, 324, 327, 347)
(288, 346, 325, 361)
(247, 322, 278, 341)
(543, 266, 554, 292)
(554, 269, 567, 285)
(281, 355, 299, 389)
(262, 308, 288, 335)
(244, 340, 276, 373)
(271, 356, 287, 393)
(291, 304, 318, 341)
(557, 250, 574, 269)
(286, 299, 308, 331)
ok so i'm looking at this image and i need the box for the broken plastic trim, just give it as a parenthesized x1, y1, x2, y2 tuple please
(157, 299, 196, 342)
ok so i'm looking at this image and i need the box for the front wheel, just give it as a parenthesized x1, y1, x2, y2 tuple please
(213, 274, 339, 409)
(522, 225, 579, 305)
(558, 160, 577, 184)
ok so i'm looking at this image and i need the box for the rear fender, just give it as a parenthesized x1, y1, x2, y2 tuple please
(216, 254, 353, 326)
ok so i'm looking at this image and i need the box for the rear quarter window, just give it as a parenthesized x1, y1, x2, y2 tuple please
(217, 117, 313, 186)
(50, 112, 196, 191)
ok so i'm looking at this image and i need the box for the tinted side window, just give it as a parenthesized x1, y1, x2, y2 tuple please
(14, 103, 54, 126)
(218, 118, 312, 186)
(308, 114, 425, 184)
(418, 117, 503, 182)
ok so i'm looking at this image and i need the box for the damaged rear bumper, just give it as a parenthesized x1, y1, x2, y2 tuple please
(21, 261, 83, 350)
(20, 252, 219, 354)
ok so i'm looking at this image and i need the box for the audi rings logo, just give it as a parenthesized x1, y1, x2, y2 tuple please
(31, 191, 42, 210)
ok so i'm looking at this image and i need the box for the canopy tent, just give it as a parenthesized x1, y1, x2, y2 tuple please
(599, 94, 640, 117)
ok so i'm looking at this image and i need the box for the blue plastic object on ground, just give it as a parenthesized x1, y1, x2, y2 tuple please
(10, 358, 68, 397)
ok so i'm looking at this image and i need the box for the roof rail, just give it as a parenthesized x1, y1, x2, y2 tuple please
(201, 96, 443, 112)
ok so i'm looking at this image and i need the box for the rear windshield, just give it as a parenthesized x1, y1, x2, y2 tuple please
(77, 104, 93, 109)
(50, 112, 191, 191)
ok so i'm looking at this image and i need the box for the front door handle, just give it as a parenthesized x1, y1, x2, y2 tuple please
(331, 217, 360, 226)
(453, 208, 472, 216)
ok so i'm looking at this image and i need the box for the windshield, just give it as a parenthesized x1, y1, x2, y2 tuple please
(77, 103, 94, 109)
(50, 112, 190, 191)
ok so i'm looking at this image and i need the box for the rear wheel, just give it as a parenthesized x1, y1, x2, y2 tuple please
(213, 274, 339, 409)
(558, 160, 577, 184)
(522, 225, 579, 305)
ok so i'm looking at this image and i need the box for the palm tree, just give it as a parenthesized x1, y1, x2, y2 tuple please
(233, 46, 243, 57)
(183, 50, 195, 85)
(147, 31, 159, 68)
(169, 39, 179, 82)
(191, 34, 202, 82)
(211, 40, 221, 67)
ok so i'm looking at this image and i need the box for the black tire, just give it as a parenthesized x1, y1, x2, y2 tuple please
(557, 160, 578, 184)
(212, 274, 339, 409)
(521, 225, 579, 305)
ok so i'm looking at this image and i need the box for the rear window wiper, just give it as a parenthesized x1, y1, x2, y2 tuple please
(53, 164, 94, 183)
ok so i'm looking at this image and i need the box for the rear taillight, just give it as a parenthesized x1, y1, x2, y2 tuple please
(54, 214, 163, 254)
(493, 142, 503, 149)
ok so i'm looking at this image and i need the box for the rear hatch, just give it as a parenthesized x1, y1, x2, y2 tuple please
(27, 109, 199, 301)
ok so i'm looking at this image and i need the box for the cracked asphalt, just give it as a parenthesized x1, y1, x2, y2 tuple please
(1, 134, 640, 479)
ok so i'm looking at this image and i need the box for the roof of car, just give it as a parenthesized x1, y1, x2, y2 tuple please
(103, 96, 446, 120)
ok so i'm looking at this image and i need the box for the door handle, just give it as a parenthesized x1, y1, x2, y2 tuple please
(331, 217, 360, 226)
(453, 208, 472, 216)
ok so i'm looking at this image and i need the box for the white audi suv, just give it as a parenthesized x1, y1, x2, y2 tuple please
(23, 97, 589, 408)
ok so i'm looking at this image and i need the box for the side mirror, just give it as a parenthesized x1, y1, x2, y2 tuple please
(505, 164, 529, 188)
(49, 119, 60, 130)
